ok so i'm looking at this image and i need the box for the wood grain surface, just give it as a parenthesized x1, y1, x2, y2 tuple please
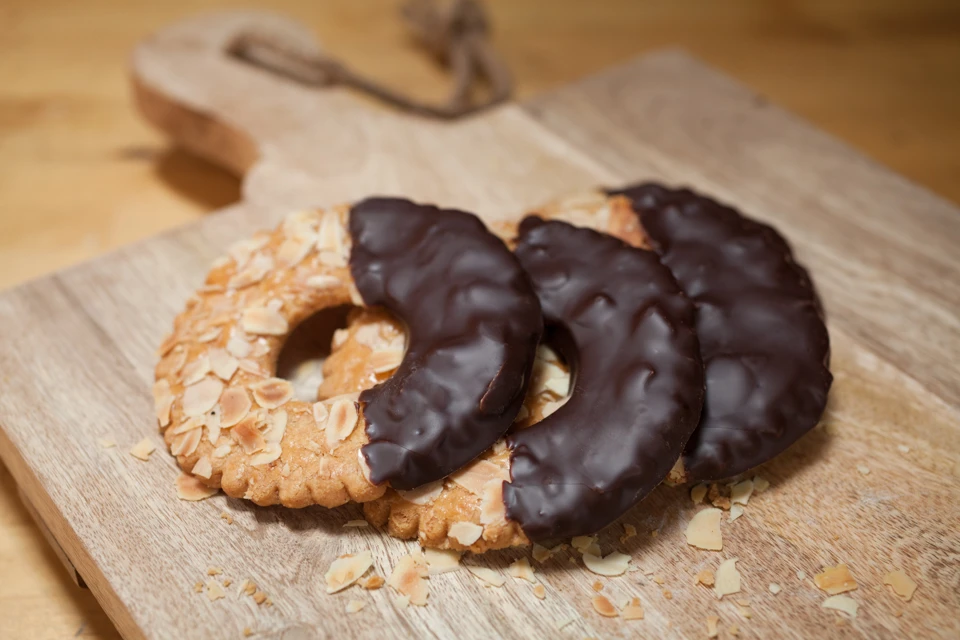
(2, 2, 960, 639)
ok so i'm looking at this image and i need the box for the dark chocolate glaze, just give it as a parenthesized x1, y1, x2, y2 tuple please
(348, 197, 543, 490)
(608, 183, 832, 482)
(505, 218, 704, 540)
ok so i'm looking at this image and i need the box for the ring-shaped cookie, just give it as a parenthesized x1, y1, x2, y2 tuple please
(153, 197, 542, 507)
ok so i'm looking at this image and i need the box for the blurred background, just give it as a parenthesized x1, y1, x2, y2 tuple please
(0, 1, 958, 637)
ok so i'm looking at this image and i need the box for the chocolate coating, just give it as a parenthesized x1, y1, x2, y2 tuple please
(609, 183, 832, 482)
(348, 197, 543, 490)
(505, 218, 704, 540)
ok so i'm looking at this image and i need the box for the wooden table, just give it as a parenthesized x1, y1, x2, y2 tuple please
(1, 1, 958, 638)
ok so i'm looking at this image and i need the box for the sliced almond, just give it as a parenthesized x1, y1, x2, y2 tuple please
(316, 210, 345, 254)
(769, 583, 782, 594)
(479, 480, 507, 526)
(175, 472, 218, 501)
(752, 475, 770, 493)
(451, 459, 509, 495)
(361, 575, 385, 590)
(228, 236, 268, 269)
(263, 410, 287, 444)
(233, 416, 266, 454)
(152, 379, 174, 427)
(691, 484, 708, 504)
(249, 442, 282, 466)
(182, 377, 224, 417)
(325, 398, 359, 450)
(171, 427, 203, 457)
(251, 378, 294, 409)
(620, 523, 638, 543)
(822, 595, 858, 618)
(212, 444, 232, 458)
(883, 570, 917, 601)
(583, 552, 631, 577)
(369, 349, 404, 374)
(229, 253, 273, 289)
(226, 334, 251, 359)
(208, 348, 239, 381)
(205, 579, 226, 601)
(730, 479, 754, 505)
(129, 438, 156, 461)
(571, 535, 598, 554)
(312, 401, 330, 425)
(344, 600, 366, 614)
(205, 408, 221, 445)
(424, 549, 462, 575)
(182, 354, 211, 386)
(592, 594, 618, 618)
(192, 456, 213, 479)
(465, 565, 505, 587)
(707, 615, 720, 638)
(241, 307, 288, 336)
(306, 274, 342, 289)
(533, 584, 546, 600)
(685, 508, 723, 551)
(622, 597, 644, 620)
(729, 504, 745, 522)
(169, 416, 203, 436)
(449, 522, 483, 546)
(325, 551, 373, 593)
(197, 327, 222, 343)
(277, 231, 317, 268)
(814, 564, 858, 595)
(219, 388, 252, 428)
(714, 558, 741, 599)
(532, 544, 554, 564)
(697, 569, 716, 587)
(508, 557, 537, 583)
(397, 480, 444, 506)
(388, 554, 429, 605)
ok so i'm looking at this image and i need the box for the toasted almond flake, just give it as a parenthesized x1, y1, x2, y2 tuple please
(175, 472, 218, 501)
(306, 274, 342, 289)
(318, 250, 345, 267)
(555, 615, 577, 629)
(344, 599, 366, 614)
(898, 444, 910, 453)
(220, 511, 234, 524)
(193, 581, 203, 593)
(707, 615, 720, 638)
(228, 236, 268, 269)
(714, 558, 741, 599)
(312, 401, 329, 425)
(249, 442, 282, 466)
(752, 475, 770, 492)
(277, 232, 317, 268)
(663, 589, 673, 599)
(652, 575, 665, 585)
(583, 552, 631, 577)
(623, 597, 644, 620)
(729, 504, 745, 522)
(592, 594, 618, 618)
(207, 566, 223, 576)
(883, 570, 917, 601)
(358, 450, 374, 484)
(730, 479, 754, 505)
(169, 416, 203, 436)
(592, 580, 603, 592)
(814, 564, 858, 595)
(389, 554, 429, 604)
(197, 327, 222, 343)
(822, 595, 858, 617)
(452, 459, 510, 495)
(712, 495, 732, 510)
(241, 580, 257, 596)
(129, 438, 156, 461)
(465, 565, 505, 587)
(424, 549, 462, 575)
(182, 354, 211, 386)
(571, 535, 598, 553)
(325, 398, 359, 450)
(348, 280, 365, 306)
(99, 438, 116, 449)
(533, 584, 546, 600)
(620, 523, 638, 543)
(233, 416, 266, 454)
(686, 508, 723, 551)
(226, 335, 251, 359)
(206, 579, 225, 601)
(697, 569, 716, 587)
(251, 378, 294, 409)
(479, 479, 507, 525)
(369, 349, 404, 374)
(252, 591, 267, 605)
(166, 347, 188, 375)
(263, 410, 287, 444)
(317, 210, 344, 252)
(241, 307, 288, 336)
(508, 557, 537, 583)
(353, 324, 382, 348)
(171, 427, 203, 456)
(449, 522, 483, 546)
(205, 408, 222, 444)
(857, 465, 871, 475)
(212, 444, 232, 458)
(229, 253, 273, 289)
(156, 332, 178, 357)
(153, 379, 174, 427)
(532, 544, 554, 563)
(769, 582, 782, 594)
(192, 456, 213, 479)
(541, 399, 564, 418)
(396, 480, 443, 505)
(343, 519, 369, 528)
(325, 551, 373, 593)
(361, 575, 385, 590)
(182, 377, 224, 417)
(208, 348, 239, 381)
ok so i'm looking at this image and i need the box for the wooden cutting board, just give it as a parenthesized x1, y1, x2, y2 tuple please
(1, 10, 957, 640)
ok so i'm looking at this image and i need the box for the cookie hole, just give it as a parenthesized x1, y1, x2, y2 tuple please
(275, 305, 353, 402)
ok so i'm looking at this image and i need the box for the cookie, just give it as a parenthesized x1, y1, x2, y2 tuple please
(329, 219, 704, 550)
(607, 183, 832, 482)
(153, 197, 542, 507)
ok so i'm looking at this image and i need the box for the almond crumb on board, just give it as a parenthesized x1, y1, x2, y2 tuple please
(205, 579, 225, 601)
(620, 523, 638, 542)
(345, 600, 366, 613)
(223, 579, 232, 588)
(592, 580, 603, 592)
(714, 558, 741, 599)
(884, 570, 918, 601)
(243, 628, 253, 637)
(857, 465, 871, 475)
(220, 511, 234, 524)
(729, 479, 754, 505)
(728, 623, 740, 636)
(465, 565, 505, 588)
(424, 548, 462, 575)
(325, 551, 374, 593)
(822, 594, 859, 618)
(797, 570, 807, 581)
(449, 521, 484, 546)
(99, 438, 116, 449)
(898, 444, 910, 454)
(583, 552, 631, 576)
(175, 472, 218, 501)
(696, 569, 716, 587)
(729, 504, 745, 522)
(241, 580, 256, 597)
(508, 557, 537, 583)
(532, 543, 554, 563)
(769, 582, 782, 594)
(752, 476, 770, 492)
(193, 581, 203, 593)
(592, 594, 618, 618)
(129, 438, 156, 461)
(711, 496, 732, 510)
(207, 566, 223, 576)
(691, 484, 708, 504)
(622, 597, 644, 620)
(253, 591, 268, 605)
(814, 564, 858, 595)
(706, 615, 720, 638)
(663, 589, 673, 600)
(685, 508, 723, 550)
(653, 575, 665, 585)
(389, 554, 430, 604)
(533, 584, 546, 600)
(361, 575, 385, 590)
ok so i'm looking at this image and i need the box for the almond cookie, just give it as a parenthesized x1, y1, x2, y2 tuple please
(153, 197, 542, 507)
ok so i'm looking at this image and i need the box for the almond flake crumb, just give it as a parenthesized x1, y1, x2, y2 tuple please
(883, 570, 917, 601)
(653, 575, 665, 585)
(205, 579, 225, 601)
(175, 472, 218, 501)
(532, 543, 556, 563)
(193, 581, 203, 593)
(252, 591, 267, 605)
(389, 554, 429, 604)
(571, 535, 599, 554)
(424, 548, 462, 575)
(449, 522, 483, 546)
(240, 580, 256, 596)
(220, 512, 234, 524)
(706, 615, 720, 638)
(857, 465, 871, 475)
(192, 456, 213, 479)
(729, 504, 745, 522)
(822, 594, 859, 617)
(343, 520, 369, 528)
(533, 584, 546, 600)
(393, 594, 410, 609)
(361, 575, 385, 590)
(243, 628, 252, 637)
(620, 523, 638, 543)
(736, 598, 750, 606)
(769, 583, 782, 594)
(797, 570, 807, 580)
(691, 484, 708, 504)
(714, 558, 741, 599)
(730, 479, 754, 505)
(129, 438, 156, 461)
(223, 579, 232, 587)
(622, 597, 644, 620)
(696, 569, 716, 587)
(685, 508, 723, 550)
(345, 600, 366, 613)
(663, 589, 673, 599)
(465, 565, 505, 587)
(325, 551, 374, 593)
(592, 580, 603, 592)
(208, 566, 223, 576)
(396, 480, 444, 506)
(508, 557, 537, 583)
(898, 445, 910, 454)
(592, 594, 618, 618)
(814, 564, 858, 595)
(99, 438, 116, 449)
(583, 552, 631, 576)
(555, 615, 577, 629)
(711, 496, 732, 510)
(728, 623, 740, 636)
(752, 476, 770, 492)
